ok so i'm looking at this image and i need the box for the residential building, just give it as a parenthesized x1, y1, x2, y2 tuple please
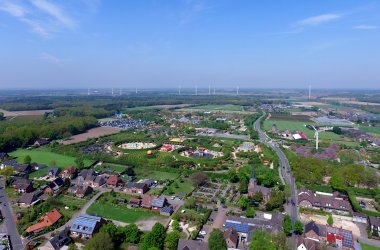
(152, 196, 166, 211)
(43, 228, 72, 250)
(18, 193, 39, 207)
(296, 236, 318, 250)
(60, 166, 77, 179)
(70, 214, 105, 238)
(160, 207, 174, 216)
(368, 216, 380, 237)
(326, 225, 354, 249)
(107, 175, 122, 187)
(14, 164, 33, 174)
(304, 221, 326, 242)
(47, 168, 61, 179)
(0, 152, 9, 160)
(177, 239, 208, 250)
(125, 182, 149, 194)
(141, 195, 153, 209)
(68, 185, 93, 198)
(48, 178, 64, 194)
(33, 138, 50, 147)
(12, 178, 33, 193)
(128, 198, 141, 208)
(298, 189, 351, 215)
(25, 209, 62, 234)
(352, 212, 367, 224)
(224, 227, 238, 249)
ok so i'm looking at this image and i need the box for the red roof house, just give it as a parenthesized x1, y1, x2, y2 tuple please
(107, 176, 122, 187)
(25, 209, 62, 233)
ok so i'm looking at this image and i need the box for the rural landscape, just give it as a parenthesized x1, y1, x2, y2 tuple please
(0, 88, 379, 250)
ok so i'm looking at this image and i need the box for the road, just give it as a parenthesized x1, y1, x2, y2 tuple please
(0, 182, 24, 250)
(253, 112, 299, 249)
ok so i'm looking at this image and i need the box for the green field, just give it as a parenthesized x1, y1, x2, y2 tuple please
(10, 148, 93, 178)
(57, 195, 87, 217)
(87, 202, 162, 223)
(360, 126, 380, 138)
(263, 119, 358, 144)
(94, 163, 129, 174)
(360, 242, 380, 250)
(164, 178, 194, 195)
(191, 104, 243, 111)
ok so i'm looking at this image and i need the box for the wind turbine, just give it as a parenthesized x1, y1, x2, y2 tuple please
(209, 85, 211, 95)
(119, 88, 122, 96)
(112, 88, 114, 96)
(236, 86, 239, 96)
(308, 85, 311, 100)
(312, 126, 324, 150)
(135, 87, 138, 94)
(195, 85, 198, 96)
(178, 85, 181, 95)
(213, 86, 216, 95)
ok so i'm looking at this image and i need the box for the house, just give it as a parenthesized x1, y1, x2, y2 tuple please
(224, 227, 238, 249)
(304, 221, 325, 242)
(128, 198, 141, 208)
(224, 213, 284, 242)
(160, 207, 174, 216)
(368, 216, 380, 237)
(41, 185, 53, 195)
(352, 212, 367, 224)
(68, 185, 93, 198)
(125, 182, 149, 194)
(60, 166, 77, 179)
(326, 225, 354, 249)
(177, 239, 208, 250)
(18, 193, 39, 207)
(107, 175, 122, 187)
(43, 228, 72, 250)
(47, 168, 61, 179)
(0, 159, 18, 169)
(152, 196, 166, 211)
(141, 195, 153, 209)
(48, 178, 64, 193)
(70, 214, 105, 238)
(12, 178, 33, 193)
(298, 189, 352, 215)
(32, 163, 47, 171)
(14, 164, 33, 174)
(25, 209, 62, 234)
(296, 235, 318, 250)
(33, 138, 50, 147)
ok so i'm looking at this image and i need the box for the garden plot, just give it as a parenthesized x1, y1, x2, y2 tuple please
(118, 142, 157, 150)
(192, 182, 223, 200)
(356, 197, 379, 212)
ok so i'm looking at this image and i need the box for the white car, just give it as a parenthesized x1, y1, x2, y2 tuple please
(171, 196, 175, 200)
(199, 231, 207, 235)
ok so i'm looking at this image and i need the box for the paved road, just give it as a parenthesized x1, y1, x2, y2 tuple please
(0, 184, 24, 250)
(253, 112, 299, 249)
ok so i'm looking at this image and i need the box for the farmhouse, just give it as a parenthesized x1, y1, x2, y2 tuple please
(70, 214, 106, 239)
(12, 178, 33, 193)
(125, 182, 149, 194)
(18, 193, 39, 207)
(298, 189, 351, 214)
(25, 209, 62, 234)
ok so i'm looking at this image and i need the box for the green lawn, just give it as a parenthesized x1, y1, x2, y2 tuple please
(94, 163, 129, 174)
(360, 242, 380, 250)
(164, 179, 194, 195)
(56, 195, 87, 217)
(87, 202, 163, 223)
(10, 148, 93, 178)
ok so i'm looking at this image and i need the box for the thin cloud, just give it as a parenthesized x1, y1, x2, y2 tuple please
(179, 0, 211, 26)
(298, 14, 341, 26)
(21, 18, 50, 37)
(40, 52, 64, 64)
(29, 0, 75, 29)
(0, 1, 27, 17)
(354, 25, 378, 30)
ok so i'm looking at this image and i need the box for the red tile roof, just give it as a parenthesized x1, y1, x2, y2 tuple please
(25, 209, 62, 233)
(107, 175, 121, 186)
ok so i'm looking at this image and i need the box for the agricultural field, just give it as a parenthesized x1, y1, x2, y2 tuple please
(61, 126, 122, 145)
(191, 104, 243, 111)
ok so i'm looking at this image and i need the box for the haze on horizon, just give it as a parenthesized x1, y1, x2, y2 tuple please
(0, 0, 379, 89)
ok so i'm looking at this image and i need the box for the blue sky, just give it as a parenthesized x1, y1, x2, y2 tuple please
(0, 0, 379, 89)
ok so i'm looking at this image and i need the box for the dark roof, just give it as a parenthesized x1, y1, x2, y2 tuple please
(225, 213, 284, 234)
(224, 227, 239, 244)
(305, 221, 320, 236)
(369, 216, 380, 227)
(2, 159, 18, 167)
(49, 228, 72, 250)
(0, 152, 9, 159)
(298, 188, 351, 212)
(14, 164, 32, 173)
(160, 207, 174, 214)
(13, 178, 32, 189)
(48, 168, 60, 176)
(152, 197, 165, 208)
(18, 193, 38, 205)
(177, 239, 208, 250)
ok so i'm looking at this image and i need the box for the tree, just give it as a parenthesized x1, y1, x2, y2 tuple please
(99, 222, 124, 246)
(190, 172, 208, 187)
(239, 177, 248, 194)
(184, 197, 196, 209)
(165, 231, 180, 250)
(75, 157, 85, 169)
(294, 220, 304, 235)
(124, 224, 141, 244)
(23, 155, 32, 164)
(208, 229, 227, 250)
(0, 167, 14, 180)
(141, 222, 166, 250)
(246, 206, 256, 218)
(228, 169, 239, 183)
(272, 232, 287, 250)
(83, 232, 114, 250)
(238, 196, 249, 210)
(283, 215, 292, 235)
(250, 229, 276, 250)
(172, 220, 180, 231)
(251, 190, 263, 203)
(332, 126, 342, 135)
(68, 243, 79, 250)
(327, 214, 334, 226)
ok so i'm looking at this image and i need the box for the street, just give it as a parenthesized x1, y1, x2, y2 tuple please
(0, 184, 24, 250)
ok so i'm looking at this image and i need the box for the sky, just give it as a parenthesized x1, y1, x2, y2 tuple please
(0, 0, 379, 89)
